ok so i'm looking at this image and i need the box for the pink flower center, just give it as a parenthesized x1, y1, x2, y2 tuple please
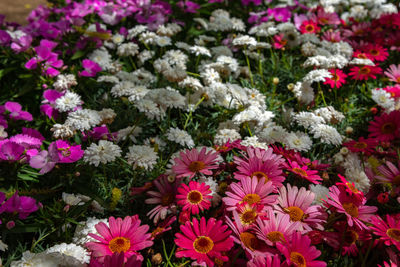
(242, 194, 261, 205)
(187, 190, 203, 204)
(240, 231, 259, 251)
(284, 206, 305, 222)
(161, 192, 175, 206)
(290, 252, 306, 267)
(188, 161, 206, 172)
(342, 202, 359, 218)
(386, 228, 400, 242)
(381, 122, 396, 134)
(266, 231, 285, 243)
(193, 236, 214, 254)
(344, 230, 359, 245)
(353, 142, 367, 149)
(109, 236, 131, 253)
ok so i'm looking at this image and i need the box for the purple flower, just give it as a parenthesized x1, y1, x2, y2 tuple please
(2, 102, 33, 121)
(40, 89, 64, 119)
(9, 134, 43, 149)
(29, 150, 58, 174)
(267, 7, 291, 22)
(79, 59, 102, 77)
(84, 125, 117, 141)
(0, 192, 39, 219)
(0, 30, 11, 46)
(51, 140, 84, 163)
(22, 128, 45, 141)
(11, 34, 33, 53)
(0, 140, 25, 161)
(25, 39, 63, 77)
(241, 0, 262, 6)
(176, 1, 201, 13)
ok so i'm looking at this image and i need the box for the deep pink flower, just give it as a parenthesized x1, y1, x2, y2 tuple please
(176, 181, 212, 214)
(89, 252, 142, 267)
(80, 59, 102, 77)
(9, 134, 43, 149)
(50, 140, 84, 163)
(3, 101, 33, 121)
(86, 216, 153, 263)
(369, 215, 400, 251)
(0, 191, 39, 219)
(172, 147, 220, 179)
(375, 160, 400, 189)
(348, 65, 382, 81)
(364, 44, 388, 62)
(368, 110, 400, 141)
(174, 217, 233, 267)
(247, 255, 281, 267)
(336, 174, 364, 205)
(300, 20, 320, 34)
(324, 69, 347, 89)
(29, 150, 58, 174)
(0, 140, 25, 161)
(343, 137, 377, 154)
(286, 160, 322, 184)
(277, 232, 326, 267)
(176, 1, 200, 13)
(25, 39, 63, 77)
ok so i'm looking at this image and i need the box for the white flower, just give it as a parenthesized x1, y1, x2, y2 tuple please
(0, 236, 7, 251)
(97, 75, 119, 83)
(134, 99, 163, 121)
(258, 123, 288, 144)
(127, 25, 148, 39)
(117, 125, 142, 142)
(284, 131, 313, 152)
(55, 91, 82, 112)
(201, 68, 221, 85)
(232, 35, 257, 47)
(345, 169, 370, 193)
(313, 106, 345, 124)
(53, 74, 77, 91)
(309, 184, 329, 205)
(241, 136, 268, 150)
(166, 127, 194, 148)
(349, 58, 375, 66)
(73, 217, 108, 245)
(189, 46, 211, 57)
(126, 145, 158, 170)
(292, 82, 315, 105)
(214, 128, 241, 145)
(293, 112, 326, 129)
(199, 176, 221, 207)
(310, 124, 343, 145)
(62, 193, 84, 206)
(216, 55, 239, 72)
(83, 140, 122, 167)
(127, 86, 150, 102)
(0, 125, 8, 140)
(117, 43, 139, 57)
(156, 36, 172, 47)
(371, 88, 395, 111)
(46, 243, 90, 265)
(65, 109, 101, 131)
(144, 136, 166, 150)
(88, 47, 113, 70)
(51, 123, 74, 139)
(112, 33, 124, 44)
(303, 69, 332, 84)
(11, 251, 60, 267)
(178, 76, 204, 91)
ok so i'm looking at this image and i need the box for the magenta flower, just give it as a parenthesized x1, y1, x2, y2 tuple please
(40, 89, 64, 119)
(80, 59, 102, 77)
(2, 102, 33, 121)
(176, 1, 200, 13)
(0, 140, 25, 161)
(9, 134, 43, 149)
(267, 7, 291, 22)
(50, 140, 84, 163)
(176, 181, 212, 215)
(0, 191, 39, 219)
(90, 253, 142, 267)
(25, 39, 63, 77)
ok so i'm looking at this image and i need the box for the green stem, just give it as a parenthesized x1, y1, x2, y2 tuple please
(244, 48, 254, 87)
(183, 96, 205, 130)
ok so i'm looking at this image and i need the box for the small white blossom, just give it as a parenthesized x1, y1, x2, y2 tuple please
(83, 140, 122, 166)
(126, 145, 158, 170)
(166, 127, 194, 148)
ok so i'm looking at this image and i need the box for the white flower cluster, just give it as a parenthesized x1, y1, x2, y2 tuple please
(83, 140, 122, 166)
(125, 145, 158, 170)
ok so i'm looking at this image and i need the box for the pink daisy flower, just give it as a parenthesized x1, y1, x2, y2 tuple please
(324, 185, 377, 230)
(384, 64, 400, 83)
(235, 202, 266, 226)
(85, 216, 153, 263)
(336, 174, 364, 205)
(348, 65, 382, 81)
(376, 160, 400, 190)
(225, 210, 274, 259)
(300, 20, 320, 34)
(343, 137, 377, 154)
(172, 147, 220, 179)
(277, 232, 326, 267)
(324, 69, 347, 89)
(370, 214, 400, 251)
(145, 175, 179, 223)
(275, 184, 327, 232)
(254, 209, 300, 246)
(223, 177, 277, 211)
(365, 44, 388, 62)
(174, 217, 234, 267)
(89, 253, 142, 267)
(368, 110, 400, 141)
(273, 33, 287, 49)
(151, 215, 176, 239)
(176, 181, 212, 214)
(247, 254, 281, 267)
(286, 160, 322, 184)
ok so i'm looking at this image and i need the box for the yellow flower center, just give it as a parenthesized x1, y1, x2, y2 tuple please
(290, 252, 306, 267)
(193, 236, 214, 254)
(342, 202, 359, 218)
(240, 232, 259, 251)
(353, 142, 367, 149)
(240, 210, 258, 225)
(266, 231, 285, 243)
(292, 168, 308, 177)
(284, 206, 305, 222)
(359, 67, 371, 75)
(305, 25, 315, 32)
(344, 230, 359, 245)
(188, 161, 206, 172)
(251, 171, 269, 182)
(242, 194, 261, 205)
(109, 237, 131, 253)
(386, 228, 400, 242)
(187, 190, 203, 204)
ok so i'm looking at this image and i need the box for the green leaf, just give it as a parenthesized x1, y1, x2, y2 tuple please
(70, 50, 86, 60)
(17, 173, 39, 182)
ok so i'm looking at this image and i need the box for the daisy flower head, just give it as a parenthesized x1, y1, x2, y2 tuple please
(172, 147, 220, 179)
(324, 69, 347, 89)
(343, 137, 377, 154)
(223, 177, 277, 211)
(368, 110, 400, 142)
(336, 174, 364, 205)
(375, 160, 400, 189)
(275, 184, 327, 232)
(174, 217, 234, 267)
(85, 216, 153, 263)
(384, 64, 400, 83)
(286, 159, 322, 184)
(300, 20, 320, 34)
(277, 232, 326, 267)
(176, 181, 212, 215)
(324, 185, 377, 230)
(254, 209, 300, 246)
(145, 175, 180, 223)
(235, 202, 266, 226)
(348, 65, 382, 81)
(370, 214, 400, 251)
(364, 44, 388, 62)
(247, 254, 281, 267)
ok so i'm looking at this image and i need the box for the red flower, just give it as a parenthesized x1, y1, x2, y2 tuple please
(324, 69, 347, 89)
(348, 65, 382, 81)
(343, 137, 377, 154)
(364, 44, 388, 62)
(300, 20, 320, 34)
(368, 110, 400, 141)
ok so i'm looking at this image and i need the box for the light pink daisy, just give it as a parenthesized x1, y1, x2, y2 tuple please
(85, 216, 153, 263)
(274, 184, 327, 232)
(223, 177, 277, 211)
(172, 147, 220, 178)
(324, 185, 378, 230)
(247, 254, 281, 267)
(174, 217, 234, 267)
(254, 209, 300, 246)
(176, 181, 212, 214)
(277, 232, 326, 267)
(370, 214, 400, 251)
(376, 160, 400, 190)
(225, 210, 274, 259)
(145, 175, 179, 223)
(384, 64, 400, 83)
(234, 146, 285, 189)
